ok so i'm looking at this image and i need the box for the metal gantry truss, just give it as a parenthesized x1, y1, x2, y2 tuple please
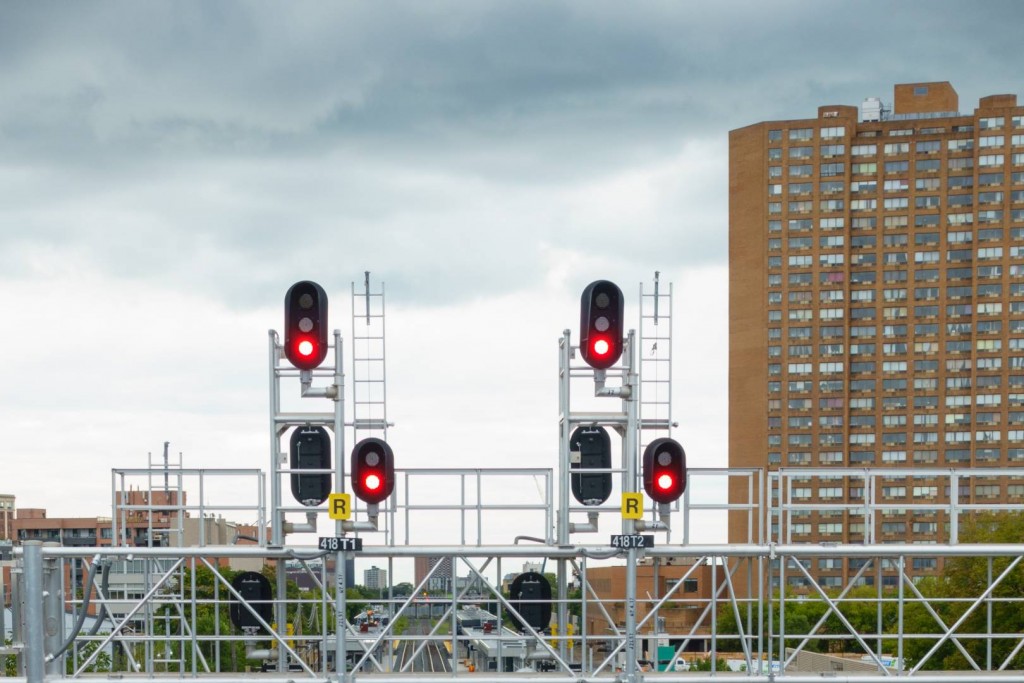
(11, 275, 1024, 683)
(13, 534, 1024, 683)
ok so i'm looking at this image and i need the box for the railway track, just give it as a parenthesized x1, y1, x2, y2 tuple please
(393, 618, 452, 673)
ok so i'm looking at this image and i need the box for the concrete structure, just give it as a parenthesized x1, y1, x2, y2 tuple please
(730, 81, 1024, 587)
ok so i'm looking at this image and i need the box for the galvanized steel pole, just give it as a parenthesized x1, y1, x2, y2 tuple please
(22, 541, 45, 683)
(624, 331, 639, 683)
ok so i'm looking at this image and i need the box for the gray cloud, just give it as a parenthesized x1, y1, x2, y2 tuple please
(1, 0, 1022, 310)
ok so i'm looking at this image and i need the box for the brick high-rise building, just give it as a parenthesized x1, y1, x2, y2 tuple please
(414, 556, 452, 593)
(730, 82, 1024, 588)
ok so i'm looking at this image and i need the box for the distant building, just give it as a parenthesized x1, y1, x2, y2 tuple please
(583, 559, 723, 654)
(0, 494, 14, 542)
(364, 565, 387, 590)
(521, 561, 542, 575)
(8, 495, 262, 621)
(414, 556, 452, 593)
(287, 555, 356, 592)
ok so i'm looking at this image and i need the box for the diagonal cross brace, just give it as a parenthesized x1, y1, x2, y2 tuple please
(793, 558, 892, 675)
(784, 557, 877, 668)
(910, 555, 1023, 674)
(901, 565, 980, 671)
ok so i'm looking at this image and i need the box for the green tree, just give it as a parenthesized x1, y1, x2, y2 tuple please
(902, 512, 1024, 670)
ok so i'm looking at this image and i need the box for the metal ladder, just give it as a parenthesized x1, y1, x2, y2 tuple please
(145, 446, 188, 673)
(350, 272, 389, 443)
(637, 272, 674, 453)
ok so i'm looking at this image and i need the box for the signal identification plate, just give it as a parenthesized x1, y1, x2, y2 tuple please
(610, 534, 654, 549)
(318, 537, 363, 552)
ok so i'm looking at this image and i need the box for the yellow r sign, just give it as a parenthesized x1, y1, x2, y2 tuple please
(622, 493, 643, 519)
(328, 493, 351, 520)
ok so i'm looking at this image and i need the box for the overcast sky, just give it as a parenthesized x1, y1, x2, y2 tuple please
(2, 2, 1022, 562)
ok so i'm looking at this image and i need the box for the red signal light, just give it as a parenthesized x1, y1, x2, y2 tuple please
(285, 281, 329, 370)
(580, 280, 624, 369)
(351, 437, 395, 505)
(643, 437, 687, 504)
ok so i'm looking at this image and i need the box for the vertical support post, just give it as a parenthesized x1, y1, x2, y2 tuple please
(897, 555, 905, 670)
(950, 471, 960, 543)
(778, 554, 786, 671)
(269, 330, 283, 547)
(0, 566, 5, 653)
(623, 331, 638, 683)
(557, 557, 567, 662)
(987, 557, 993, 670)
(876, 556, 883, 662)
(336, 550, 348, 681)
(450, 558, 459, 669)
(12, 566, 25, 676)
(766, 553, 774, 675)
(625, 547, 638, 680)
(23, 541, 45, 683)
(557, 330, 573, 665)
(557, 330, 572, 546)
(710, 555, 718, 672)
(276, 558, 286, 672)
(333, 332, 348, 683)
(43, 542, 62, 676)
(580, 558, 588, 675)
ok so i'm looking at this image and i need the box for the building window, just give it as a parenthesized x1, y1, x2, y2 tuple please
(820, 162, 845, 177)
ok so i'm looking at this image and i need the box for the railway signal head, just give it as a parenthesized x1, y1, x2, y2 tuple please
(229, 571, 273, 634)
(509, 571, 551, 632)
(351, 437, 395, 504)
(643, 437, 686, 504)
(579, 280, 624, 369)
(570, 425, 613, 506)
(289, 425, 332, 507)
(284, 280, 329, 370)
